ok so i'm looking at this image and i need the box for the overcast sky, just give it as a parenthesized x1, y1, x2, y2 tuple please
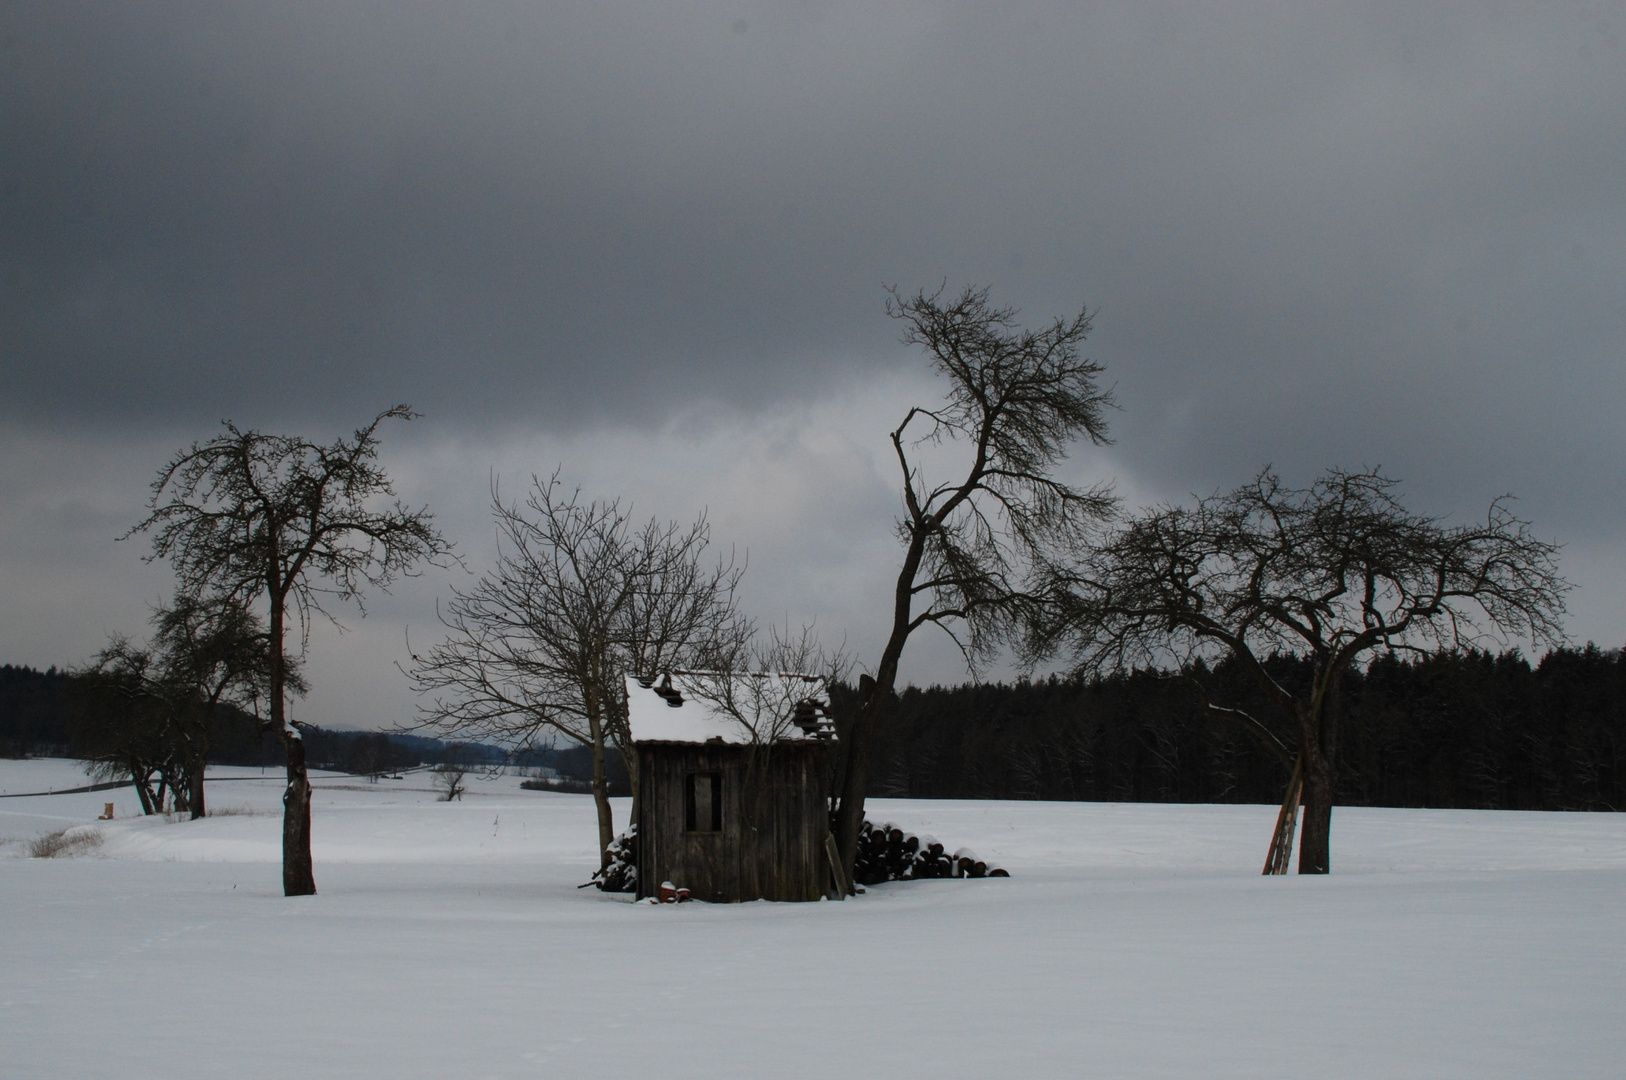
(3, 2, 1622, 730)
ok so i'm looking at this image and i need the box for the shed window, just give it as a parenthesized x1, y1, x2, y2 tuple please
(685, 771, 723, 833)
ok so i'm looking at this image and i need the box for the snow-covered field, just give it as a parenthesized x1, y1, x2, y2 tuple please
(3, 758, 1623, 1079)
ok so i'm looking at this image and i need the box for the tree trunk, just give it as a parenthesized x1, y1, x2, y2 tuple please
(131, 764, 156, 815)
(282, 733, 316, 895)
(834, 673, 888, 888)
(622, 738, 641, 841)
(835, 515, 931, 885)
(587, 709, 614, 870)
(189, 704, 217, 820)
(189, 754, 207, 820)
(1297, 752, 1333, 875)
(269, 591, 316, 896)
(1294, 664, 1344, 875)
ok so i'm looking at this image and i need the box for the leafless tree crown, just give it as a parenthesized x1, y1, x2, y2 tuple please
(127, 405, 453, 659)
(408, 472, 748, 754)
(1030, 465, 1569, 874)
(406, 471, 749, 862)
(883, 283, 1117, 667)
(1041, 467, 1569, 681)
(674, 623, 847, 745)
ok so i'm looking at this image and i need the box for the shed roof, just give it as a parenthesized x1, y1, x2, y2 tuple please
(625, 671, 836, 745)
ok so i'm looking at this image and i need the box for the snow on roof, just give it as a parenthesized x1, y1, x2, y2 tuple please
(625, 671, 836, 745)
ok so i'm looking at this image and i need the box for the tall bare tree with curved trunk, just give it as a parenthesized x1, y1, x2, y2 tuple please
(126, 405, 453, 896)
(406, 473, 748, 867)
(832, 284, 1116, 887)
(1032, 467, 1569, 873)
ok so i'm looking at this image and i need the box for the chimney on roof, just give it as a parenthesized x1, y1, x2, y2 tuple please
(793, 698, 835, 739)
(654, 671, 684, 708)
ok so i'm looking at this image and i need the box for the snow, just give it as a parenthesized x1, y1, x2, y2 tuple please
(625, 671, 830, 744)
(3, 758, 1623, 1079)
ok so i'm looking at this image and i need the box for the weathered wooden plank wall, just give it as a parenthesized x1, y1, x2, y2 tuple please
(637, 742, 830, 902)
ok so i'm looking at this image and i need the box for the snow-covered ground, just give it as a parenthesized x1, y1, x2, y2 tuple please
(3, 758, 1623, 1079)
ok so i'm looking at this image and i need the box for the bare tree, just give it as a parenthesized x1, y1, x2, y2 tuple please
(126, 405, 453, 896)
(407, 473, 746, 867)
(76, 642, 173, 815)
(434, 762, 469, 801)
(151, 594, 281, 818)
(832, 284, 1116, 885)
(77, 595, 280, 818)
(1033, 467, 1569, 873)
(680, 623, 846, 744)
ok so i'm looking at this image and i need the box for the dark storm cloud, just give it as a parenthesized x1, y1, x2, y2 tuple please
(7, 2, 1617, 449)
(3, 2, 1625, 717)
(1, 1, 935, 427)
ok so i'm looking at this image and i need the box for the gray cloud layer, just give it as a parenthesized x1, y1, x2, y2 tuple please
(3, 2, 1622, 724)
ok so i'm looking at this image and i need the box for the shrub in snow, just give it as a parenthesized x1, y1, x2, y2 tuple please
(29, 826, 103, 859)
(590, 825, 638, 893)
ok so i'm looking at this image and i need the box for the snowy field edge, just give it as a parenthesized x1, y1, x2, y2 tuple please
(3, 758, 1623, 1079)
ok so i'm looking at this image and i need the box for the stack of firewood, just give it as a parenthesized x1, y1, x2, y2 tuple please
(591, 819, 1008, 893)
(852, 819, 1009, 885)
(591, 825, 638, 893)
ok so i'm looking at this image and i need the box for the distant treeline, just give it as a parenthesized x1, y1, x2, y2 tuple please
(0, 664, 490, 776)
(834, 646, 1626, 812)
(13, 647, 1623, 810)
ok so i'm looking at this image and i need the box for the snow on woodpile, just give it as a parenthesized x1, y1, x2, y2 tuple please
(854, 818, 1008, 885)
(591, 826, 638, 893)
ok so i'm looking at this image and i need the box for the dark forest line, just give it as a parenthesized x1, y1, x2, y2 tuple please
(832, 646, 1626, 812)
(1, 662, 624, 790)
(0, 663, 492, 776)
(9, 645, 1624, 811)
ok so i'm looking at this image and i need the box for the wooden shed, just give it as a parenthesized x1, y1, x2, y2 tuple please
(628, 671, 837, 903)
